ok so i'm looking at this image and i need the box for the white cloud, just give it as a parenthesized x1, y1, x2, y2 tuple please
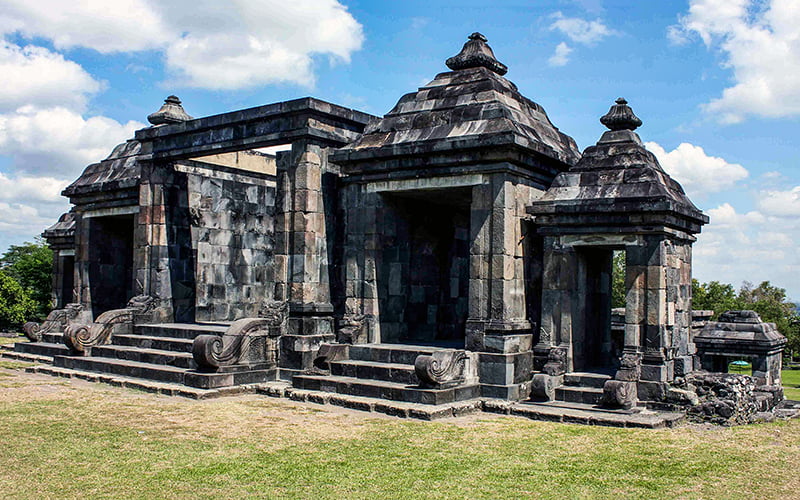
(0, 41, 102, 113)
(706, 202, 765, 227)
(693, 202, 800, 299)
(645, 141, 749, 198)
(672, 0, 800, 123)
(757, 186, 800, 216)
(0, 0, 364, 90)
(0, 200, 70, 248)
(0, 106, 143, 178)
(549, 12, 616, 45)
(0, 0, 172, 53)
(548, 42, 573, 67)
(0, 172, 70, 204)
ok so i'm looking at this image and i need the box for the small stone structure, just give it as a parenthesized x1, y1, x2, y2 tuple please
(694, 310, 786, 386)
(12, 33, 789, 424)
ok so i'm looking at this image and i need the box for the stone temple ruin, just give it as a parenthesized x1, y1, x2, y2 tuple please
(9, 33, 790, 425)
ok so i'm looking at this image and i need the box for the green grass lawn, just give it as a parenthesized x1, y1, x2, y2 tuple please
(0, 365, 799, 499)
(782, 368, 800, 400)
(0, 334, 25, 345)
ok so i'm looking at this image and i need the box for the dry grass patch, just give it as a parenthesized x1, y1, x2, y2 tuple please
(0, 370, 799, 499)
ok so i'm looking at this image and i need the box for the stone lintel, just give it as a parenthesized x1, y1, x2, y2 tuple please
(82, 205, 140, 218)
(136, 98, 375, 162)
(365, 174, 486, 193)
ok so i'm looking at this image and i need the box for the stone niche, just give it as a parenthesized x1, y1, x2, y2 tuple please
(694, 310, 787, 386)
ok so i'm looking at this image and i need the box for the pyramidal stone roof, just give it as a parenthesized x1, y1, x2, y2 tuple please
(63, 139, 142, 198)
(335, 33, 580, 168)
(528, 98, 708, 236)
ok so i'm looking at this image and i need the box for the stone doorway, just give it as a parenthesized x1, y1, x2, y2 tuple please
(88, 214, 135, 317)
(376, 188, 471, 346)
(572, 247, 620, 372)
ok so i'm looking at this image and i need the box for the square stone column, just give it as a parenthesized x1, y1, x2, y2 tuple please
(337, 184, 379, 344)
(467, 176, 536, 400)
(275, 141, 336, 373)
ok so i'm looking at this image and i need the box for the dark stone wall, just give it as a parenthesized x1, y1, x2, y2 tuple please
(376, 195, 470, 344)
(88, 215, 135, 316)
(188, 172, 276, 321)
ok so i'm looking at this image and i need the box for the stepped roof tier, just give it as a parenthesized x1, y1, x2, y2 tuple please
(332, 33, 580, 183)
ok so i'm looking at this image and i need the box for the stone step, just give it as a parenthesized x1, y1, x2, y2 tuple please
(555, 386, 604, 405)
(274, 387, 482, 420)
(113, 334, 195, 353)
(292, 373, 479, 405)
(15, 341, 70, 359)
(92, 344, 195, 369)
(563, 372, 612, 389)
(329, 359, 419, 385)
(0, 350, 52, 364)
(348, 343, 442, 365)
(25, 365, 267, 400)
(53, 355, 189, 384)
(134, 323, 229, 340)
(504, 401, 685, 429)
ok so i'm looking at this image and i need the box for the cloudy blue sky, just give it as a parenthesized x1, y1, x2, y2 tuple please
(0, 0, 798, 298)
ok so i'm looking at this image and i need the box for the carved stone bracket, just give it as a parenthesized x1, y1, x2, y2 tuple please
(531, 373, 561, 401)
(192, 316, 282, 371)
(415, 350, 470, 389)
(23, 303, 83, 342)
(615, 351, 642, 382)
(542, 346, 568, 376)
(258, 300, 289, 336)
(63, 295, 155, 355)
(602, 380, 638, 409)
(602, 350, 642, 409)
(337, 313, 367, 344)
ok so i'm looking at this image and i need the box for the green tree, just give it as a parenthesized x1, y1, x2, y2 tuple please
(691, 279, 742, 319)
(737, 281, 800, 356)
(611, 250, 625, 308)
(0, 270, 37, 331)
(1, 238, 53, 320)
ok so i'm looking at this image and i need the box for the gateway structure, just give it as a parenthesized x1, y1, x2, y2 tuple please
(14, 34, 786, 420)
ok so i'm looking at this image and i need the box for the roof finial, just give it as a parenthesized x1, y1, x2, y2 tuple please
(446, 32, 508, 75)
(600, 97, 642, 131)
(147, 95, 193, 126)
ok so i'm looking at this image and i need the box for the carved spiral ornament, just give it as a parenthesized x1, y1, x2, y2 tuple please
(61, 297, 151, 355)
(64, 323, 93, 354)
(23, 322, 42, 342)
(192, 317, 273, 371)
(414, 350, 468, 388)
(22, 303, 84, 342)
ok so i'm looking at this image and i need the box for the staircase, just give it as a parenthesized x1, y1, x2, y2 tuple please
(554, 372, 611, 405)
(292, 343, 480, 405)
(46, 323, 230, 384)
(9, 330, 70, 361)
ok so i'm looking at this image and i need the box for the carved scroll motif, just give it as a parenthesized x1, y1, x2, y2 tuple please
(63, 295, 155, 355)
(338, 313, 366, 344)
(23, 303, 83, 342)
(414, 350, 469, 388)
(193, 304, 286, 371)
(258, 300, 289, 335)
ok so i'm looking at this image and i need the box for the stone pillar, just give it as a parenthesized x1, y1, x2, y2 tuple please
(276, 140, 336, 374)
(72, 212, 91, 316)
(624, 236, 675, 401)
(467, 177, 534, 400)
(133, 162, 192, 323)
